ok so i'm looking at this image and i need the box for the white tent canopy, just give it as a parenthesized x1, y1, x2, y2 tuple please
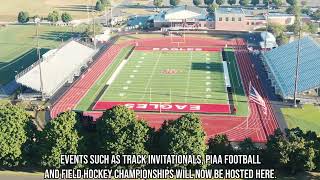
(16, 40, 95, 96)
(260, 32, 276, 43)
(260, 32, 278, 49)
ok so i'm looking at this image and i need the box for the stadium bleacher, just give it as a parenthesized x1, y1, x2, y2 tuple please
(16, 40, 96, 97)
(263, 36, 320, 99)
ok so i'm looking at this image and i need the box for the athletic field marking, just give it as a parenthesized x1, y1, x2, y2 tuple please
(184, 51, 193, 103)
(206, 71, 211, 74)
(133, 70, 138, 73)
(138, 61, 143, 63)
(119, 93, 125, 96)
(206, 82, 211, 85)
(130, 75, 135, 78)
(206, 66, 210, 69)
(140, 52, 162, 101)
(136, 65, 140, 68)
(123, 86, 128, 90)
(126, 80, 132, 84)
(206, 76, 211, 79)
(206, 88, 211, 92)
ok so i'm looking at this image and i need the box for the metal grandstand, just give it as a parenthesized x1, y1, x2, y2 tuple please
(16, 40, 96, 97)
(262, 36, 320, 99)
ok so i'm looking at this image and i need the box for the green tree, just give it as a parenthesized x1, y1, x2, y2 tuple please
(227, 0, 237, 5)
(17, 11, 29, 23)
(96, 106, 150, 167)
(207, 134, 233, 155)
(204, 0, 214, 5)
(251, 0, 260, 6)
(263, 0, 270, 6)
(239, 138, 258, 154)
(216, 0, 226, 5)
(0, 104, 32, 167)
(207, 3, 219, 14)
(61, 12, 72, 23)
(84, 23, 103, 37)
(276, 33, 289, 45)
(306, 22, 317, 34)
(267, 23, 286, 37)
(95, 0, 103, 11)
(153, 0, 163, 7)
(265, 128, 318, 174)
(312, 9, 320, 21)
(47, 11, 59, 23)
(272, 0, 283, 8)
(158, 114, 206, 168)
(170, 0, 180, 6)
(286, 0, 297, 5)
(38, 111, 80, 168)
(239, 0, 250, 6)
(193, 0, 202, 6)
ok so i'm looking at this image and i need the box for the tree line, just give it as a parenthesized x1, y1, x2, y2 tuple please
(153, 0, 312, 8)
(17, 11, 72, 24)
(0, 103, 319, 175)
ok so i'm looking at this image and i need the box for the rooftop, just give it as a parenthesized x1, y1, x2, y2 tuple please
(263, 36, 320, 98)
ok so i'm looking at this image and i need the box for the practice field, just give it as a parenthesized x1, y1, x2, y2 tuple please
(100, 50, 228, 104)
(0, 24, 80, 85)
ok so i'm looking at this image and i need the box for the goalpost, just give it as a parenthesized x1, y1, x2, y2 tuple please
(168, 19, 187, 46)
(149, 88, 172, 113)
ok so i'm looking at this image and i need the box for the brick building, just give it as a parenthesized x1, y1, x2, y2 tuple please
(153, 6, 310, 31)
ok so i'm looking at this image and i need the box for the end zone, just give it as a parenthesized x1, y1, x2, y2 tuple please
(135, 46, 221, 52)
(92, 101, 231, 114)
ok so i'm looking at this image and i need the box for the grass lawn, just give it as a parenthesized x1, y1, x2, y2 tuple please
(0, 24, 81, 85)
(0, 0, 119, 21)
(225, 49, 248, 116)
(281, 104, 320, 135)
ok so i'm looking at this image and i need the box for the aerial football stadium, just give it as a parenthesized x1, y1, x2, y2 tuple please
(40, 36, 279, 143)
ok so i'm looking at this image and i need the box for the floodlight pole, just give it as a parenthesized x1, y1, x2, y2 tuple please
(35, 18, 44, 101)
(293, 20, 302, 108)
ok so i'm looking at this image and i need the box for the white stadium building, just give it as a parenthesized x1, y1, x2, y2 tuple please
(16, 40, 96, 98)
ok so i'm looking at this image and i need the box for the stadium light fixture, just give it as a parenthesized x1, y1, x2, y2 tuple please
(35, 17, 45, 101)
(293, 19, 302, 108)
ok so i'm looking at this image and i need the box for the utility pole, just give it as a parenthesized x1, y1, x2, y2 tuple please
(35, 18, 44, 101)
(293, 20, 302, 107)
(91, 0, 96, 49)
(264, 1, 270, 53)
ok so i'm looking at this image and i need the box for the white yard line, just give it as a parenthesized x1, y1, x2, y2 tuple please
(184, 51, 193, 103)
(140, 52, 162, 101)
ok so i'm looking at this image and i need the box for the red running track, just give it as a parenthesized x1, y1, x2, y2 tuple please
(51, 37, 278, 142)
(50, 44, 128, 118)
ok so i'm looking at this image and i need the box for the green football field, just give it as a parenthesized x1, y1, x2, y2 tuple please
(75, 47, 248, 116)
(100, 50, 228, 104)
